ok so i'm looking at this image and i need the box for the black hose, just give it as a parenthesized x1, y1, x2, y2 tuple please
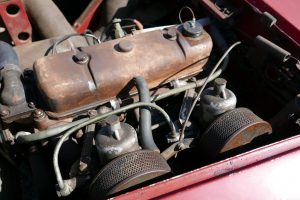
(0, 41, 25, 106)
(0, 41, 19, 67)
(134, 76, 159, 152)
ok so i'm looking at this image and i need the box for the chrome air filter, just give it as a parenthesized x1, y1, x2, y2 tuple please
(89, 150, 171, 200)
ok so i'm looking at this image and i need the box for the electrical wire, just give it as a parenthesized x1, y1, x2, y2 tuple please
(53, 102, 176, 193)
(180, 41, 241, 141)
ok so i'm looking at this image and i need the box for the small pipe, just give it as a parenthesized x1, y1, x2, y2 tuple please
(16, 118, 89, 143)
(0, 41, 25, 106)
(255, 35, 291, 62)
(24, 0, 88, 51)
(134, 77, 159, 152)
(24, 0, 76, 38)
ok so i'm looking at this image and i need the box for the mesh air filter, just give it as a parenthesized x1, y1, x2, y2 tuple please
(89, 150, 171, 200)
(199, 107, 272, 158)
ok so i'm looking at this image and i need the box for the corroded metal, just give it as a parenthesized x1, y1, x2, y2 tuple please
(199, 107, 272, 158)
(34, 27, 213, 118)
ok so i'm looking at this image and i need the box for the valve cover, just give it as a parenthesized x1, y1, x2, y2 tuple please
(33, 27, 212, 118)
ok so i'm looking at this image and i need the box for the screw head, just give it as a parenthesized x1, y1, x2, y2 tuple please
(73, 52, 89, 64)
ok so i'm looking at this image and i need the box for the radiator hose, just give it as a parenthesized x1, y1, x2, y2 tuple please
(0, 41, 25, 106)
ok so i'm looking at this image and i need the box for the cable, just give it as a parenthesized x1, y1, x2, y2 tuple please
(180, 41, 241, 141)
(53, 102, 176, 196)
(178, 6, 195, 24)
(51, 33, 101, 54)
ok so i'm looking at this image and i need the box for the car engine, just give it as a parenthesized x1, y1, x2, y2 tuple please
(0, 0, 299, 199)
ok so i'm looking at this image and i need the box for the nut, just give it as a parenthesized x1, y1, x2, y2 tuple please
(88, 110, 98, 117)
(33, 109, 46, 119)
(73, 52, 89, 64)
(165, 28, 177, 40)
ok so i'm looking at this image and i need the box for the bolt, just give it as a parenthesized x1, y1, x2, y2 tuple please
(28, 102, 35, 108)
(88, 110, 98, 117)
(118, 40, 133, 52)
(73, 52, 89, 64)
(33, 109, 45, 119)
(165, 28, 177, 41)
(0, 109, 9, 117)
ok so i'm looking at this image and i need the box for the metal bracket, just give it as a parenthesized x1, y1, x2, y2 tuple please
(0, 0, 32, 45)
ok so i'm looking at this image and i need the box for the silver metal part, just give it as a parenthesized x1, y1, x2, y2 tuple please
(200, 78, 237, 124)
(95, 115, 140, 164)
(113, 18, 125, 39)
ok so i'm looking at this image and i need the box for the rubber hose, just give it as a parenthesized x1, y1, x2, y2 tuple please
(0, 41, 25, 106)
(134, 76, 159, 152)
(0, 41, 19, 67)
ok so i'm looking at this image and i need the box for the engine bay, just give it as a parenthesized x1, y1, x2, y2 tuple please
(0, 0, 300, 199)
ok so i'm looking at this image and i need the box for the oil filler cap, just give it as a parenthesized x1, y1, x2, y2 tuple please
(182, 20, 203, 38)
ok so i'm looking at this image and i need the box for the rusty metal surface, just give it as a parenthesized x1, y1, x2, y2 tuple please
(14, 37, 84, 70)
(34, 28, 212, 118)
(89, 150, 171, 200)
(199, 108, 272, 157)
(0, 0, 32, 45)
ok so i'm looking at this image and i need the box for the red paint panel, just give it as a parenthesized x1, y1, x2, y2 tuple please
(159, 147, 300, 200)
(114, 134, 300, 199)
(73, 0, 104, 33)
(245, 0, 300, 47)
(0, 0, 32, 45)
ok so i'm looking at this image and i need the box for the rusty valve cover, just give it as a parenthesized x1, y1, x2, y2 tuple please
(34, 27, 212, 118)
